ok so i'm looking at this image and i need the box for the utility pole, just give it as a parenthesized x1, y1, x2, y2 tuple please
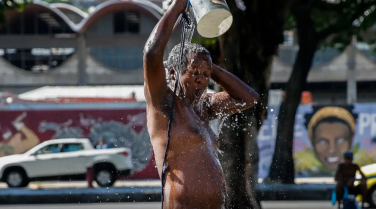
(77, 33, 87, 86)
(347, 36, 357, 105)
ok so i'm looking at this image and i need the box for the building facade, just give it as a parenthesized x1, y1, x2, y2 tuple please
(0, 0, 179, 94)
(1, 0, 376, 105)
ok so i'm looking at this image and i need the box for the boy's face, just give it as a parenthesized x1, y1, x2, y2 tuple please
(171, 52, 212, 105)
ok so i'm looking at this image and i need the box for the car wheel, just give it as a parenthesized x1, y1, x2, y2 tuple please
(368, 186, 376, 208)
(95, 169, 115, 187)
(5, 169, 29, 188)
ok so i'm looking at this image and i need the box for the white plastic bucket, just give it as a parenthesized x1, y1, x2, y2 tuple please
(189, 0, 233, 38)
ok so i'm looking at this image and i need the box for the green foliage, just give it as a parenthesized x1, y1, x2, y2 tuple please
(191, 36, 220, 63)
(287, 0, 376, 51)
(321, 0, 376, 49)
(0, 0, 31, 12)
(0, 0, 32, 27)
(192, 36, 217, 47)
(352, 142, 361, 153)
(284, 11, 296, 30)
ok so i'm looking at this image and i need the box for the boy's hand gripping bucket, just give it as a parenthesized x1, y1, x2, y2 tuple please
(188, 0, 233, 38)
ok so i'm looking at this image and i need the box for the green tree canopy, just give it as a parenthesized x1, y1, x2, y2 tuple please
(0, 0, 32, 26)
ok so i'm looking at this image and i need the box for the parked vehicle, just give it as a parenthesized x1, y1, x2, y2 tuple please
(355, 163, 376, 207)
(0, 138, 133, 188)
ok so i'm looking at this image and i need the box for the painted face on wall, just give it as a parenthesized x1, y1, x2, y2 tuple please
(312, 120, 352, 171)
(307, 107, 356, 171)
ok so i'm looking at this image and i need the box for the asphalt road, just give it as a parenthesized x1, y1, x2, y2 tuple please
(1, 201, 337, 209)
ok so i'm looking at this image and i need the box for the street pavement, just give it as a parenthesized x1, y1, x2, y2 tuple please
(0, 201, 337, 209)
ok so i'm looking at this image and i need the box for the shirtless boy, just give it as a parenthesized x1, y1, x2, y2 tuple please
(143, 0, 260, 207)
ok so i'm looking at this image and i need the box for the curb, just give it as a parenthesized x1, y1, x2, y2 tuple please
(257, 184, 335, 201)
(0, 184, 335, 204)
(0, 187, 161, 204)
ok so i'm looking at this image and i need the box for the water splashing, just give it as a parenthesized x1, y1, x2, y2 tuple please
(161, 8, 196, 209)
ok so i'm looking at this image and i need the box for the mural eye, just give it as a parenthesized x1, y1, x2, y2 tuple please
(318, 139, 328, 145)
(337, 137, 345, 144)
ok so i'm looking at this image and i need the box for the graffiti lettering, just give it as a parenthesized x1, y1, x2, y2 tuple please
(358, 113, 376, 136)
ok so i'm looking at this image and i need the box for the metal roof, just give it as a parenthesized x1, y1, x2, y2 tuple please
(271, 45, 376, 83)
(18, 85, 216, 102)
(19, 85, 147, 102)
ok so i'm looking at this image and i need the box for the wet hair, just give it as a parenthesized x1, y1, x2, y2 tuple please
(165, 43, 211, 82)
(311, 117, 354, 141)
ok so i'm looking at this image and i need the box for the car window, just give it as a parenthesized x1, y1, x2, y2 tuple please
(36, 144, 60, 155)
(61, 143, 83, 153)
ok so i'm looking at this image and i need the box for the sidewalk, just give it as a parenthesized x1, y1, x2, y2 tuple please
(0, 180, 162, 190)
(0, 177, 335, 190)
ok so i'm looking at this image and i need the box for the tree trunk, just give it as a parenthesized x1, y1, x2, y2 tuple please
(218, 20, 261, 208)
(266, 1, 319, 184)
(219, 111, 255, 209)
(217, 0, 291, 207)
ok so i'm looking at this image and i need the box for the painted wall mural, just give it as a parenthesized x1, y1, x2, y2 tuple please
(258, 104, 376, 179)
(3, 102, 376, 180)
(0, 112, 39, 157)
(0, 107, 158, 179)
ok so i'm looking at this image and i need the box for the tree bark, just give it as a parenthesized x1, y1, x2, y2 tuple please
(266, 1, 319, 184)
(219, 111, 255, 209)
(218, 16, 261, 207)
(217, 0, 292, 208)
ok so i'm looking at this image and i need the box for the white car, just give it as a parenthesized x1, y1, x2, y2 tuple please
(0, 138, 133, 188)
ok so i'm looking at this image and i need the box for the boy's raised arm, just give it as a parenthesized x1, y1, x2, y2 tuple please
(143, 0, 187, 107)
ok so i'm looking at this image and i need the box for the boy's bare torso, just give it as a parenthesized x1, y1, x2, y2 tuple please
(147, 92, 225, 209)
(143, 2, 259, 208)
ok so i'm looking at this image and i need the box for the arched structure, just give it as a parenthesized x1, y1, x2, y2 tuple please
(1, 1, 76, 34)
(0, 0, 179, 94)
(78, 0, 162, 32)
(51, 3, 88, 24)
(0, 2, 77, 72)
(80, 0, 165, 71)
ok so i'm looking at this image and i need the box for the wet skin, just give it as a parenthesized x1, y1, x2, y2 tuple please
(313, 122, 351, 171)
(142, 0, 259, 208)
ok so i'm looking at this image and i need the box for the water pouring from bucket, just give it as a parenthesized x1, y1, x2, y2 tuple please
(187, 0, 233, 38)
